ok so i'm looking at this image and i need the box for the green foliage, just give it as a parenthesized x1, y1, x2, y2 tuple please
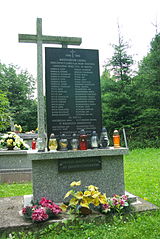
(128, 34, 160, 148)
(101, 32, 160, 149)
(101, 27, 135, 147)
(0, 90, 10, 131)
(4, 210, 160, 239)
(101, 71, 136, 145)
(0, 62, 37, 132)
(105, 26, 134, 83)
(14, 99, 37, 132)
(4, 211, 160, 239)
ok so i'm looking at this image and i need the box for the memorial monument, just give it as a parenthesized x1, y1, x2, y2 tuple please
(19, 18, 128, 202)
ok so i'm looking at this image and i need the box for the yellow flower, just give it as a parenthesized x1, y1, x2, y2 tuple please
(82, 196, 93, 204)
(80, 199, 89, 208)
(143, 197, 148, 201)
(69, 198, 79, 206)
(87, 185, 99, 191)
(74, 191, 83, 199)
(98, 194, 108, 204)
(83, 191, 91, 197)
(93, 197, 100, 206)
(6, 139, 13, 145)
(70, 181, 81, 187)
(91, 191, 100, 198)
(60, 204, 68, 212)
(64, 190, 73, 199)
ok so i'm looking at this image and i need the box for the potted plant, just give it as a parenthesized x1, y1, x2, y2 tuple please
(20, 197, 62, 222)
(14, 124, 22, 133)
(0, 132, 29, 150)
(60, 181, 108, 215)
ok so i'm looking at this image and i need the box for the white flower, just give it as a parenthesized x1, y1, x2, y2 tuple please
(0, 132, 29, 150)
(24, 143, 30, 149)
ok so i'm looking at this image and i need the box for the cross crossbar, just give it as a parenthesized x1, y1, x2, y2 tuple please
(19, 34, 82, 45)
(18, 18, 82, 150)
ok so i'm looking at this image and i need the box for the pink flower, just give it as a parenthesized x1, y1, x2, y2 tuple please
(102, 203, 111, 213)
(32, 205, 37, 209)
(48, 203, 62, 214)
(120, 199, 125, 206)
(122, 195, 128, 201)
(102, 203, 110, 210)
(112, 198, 119, 205)
(32, 208, 49, 222)
(112, 194, 118, 198)
(51, 207, 61, 215)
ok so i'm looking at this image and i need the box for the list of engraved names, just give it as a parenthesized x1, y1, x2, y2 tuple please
(45, 48, 102, 138)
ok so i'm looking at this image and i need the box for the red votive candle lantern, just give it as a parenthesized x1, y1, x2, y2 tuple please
(32, 138, 36, 150)
(79, 129, 88, 150)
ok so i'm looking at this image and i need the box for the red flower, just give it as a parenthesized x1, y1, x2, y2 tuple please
(32, 208, 48, 222)
(39, 197, 52, 207)
(39, 197, 62, 215)
(22, 207, 27, 214)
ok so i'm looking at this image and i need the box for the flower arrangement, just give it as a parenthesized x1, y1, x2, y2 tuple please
(0, 132, 29, 150)
(21, 197, 62, 222)
(101, 194, 129, 214)
(35, 127, 38, 133)
(60, 181, 129, 215)
(14, 124, 22, 133)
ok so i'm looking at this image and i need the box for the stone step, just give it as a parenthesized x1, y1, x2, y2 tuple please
(125, 191, 138, 203)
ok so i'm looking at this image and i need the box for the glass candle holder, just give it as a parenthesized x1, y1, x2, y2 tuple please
(59, 134, 68, 151)
(113, 130, 120, 148)
(100, 127, 109, 148)
(48, 133, 58, 151)
(79, 129, 88, 150)
(71, 133, 78, 151)
(37, 137, 45, 152)
(91, 131, 99, 149)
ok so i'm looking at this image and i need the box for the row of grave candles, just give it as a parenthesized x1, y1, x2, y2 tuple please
(32, 128, 120, 151)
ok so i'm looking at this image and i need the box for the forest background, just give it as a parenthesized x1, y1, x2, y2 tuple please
(0, 29, 160, 149)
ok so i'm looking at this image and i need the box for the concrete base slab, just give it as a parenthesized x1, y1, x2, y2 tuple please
(0, 170, 32, 183)
(0, 194, 159, 237)
(131, 197, 159, 212)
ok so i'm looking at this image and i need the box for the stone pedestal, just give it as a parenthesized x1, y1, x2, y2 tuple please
(0, 150, 32, 183)
(29, 147, 128, 202)
(0, 150, 31, 170)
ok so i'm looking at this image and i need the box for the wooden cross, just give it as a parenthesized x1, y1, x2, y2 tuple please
(19, 18, 82, 148)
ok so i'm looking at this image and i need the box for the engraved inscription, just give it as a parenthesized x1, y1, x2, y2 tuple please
(58, 157, 102, 172)
(45, 48, 102, 140)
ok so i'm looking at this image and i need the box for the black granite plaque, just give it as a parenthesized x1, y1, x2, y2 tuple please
(45, 48, 102, 141)
(58, 157, 102, 172)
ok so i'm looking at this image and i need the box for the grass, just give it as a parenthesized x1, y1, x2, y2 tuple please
(0, 148, 160, 238)
(0, 182, 32, 197)
(124, 148, 160, 207)
(8, 211, 160, 239)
